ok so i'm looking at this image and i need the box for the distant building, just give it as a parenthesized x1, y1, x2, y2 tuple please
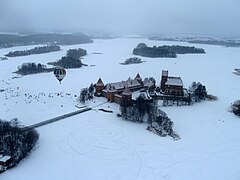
(160, 70, 184, 96)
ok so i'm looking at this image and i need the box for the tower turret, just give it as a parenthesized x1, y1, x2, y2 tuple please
(107, 84, 117, 102)
(95, 78, 104, 95)
(160, 70, 168, 92)
(134, 73, 143, 86)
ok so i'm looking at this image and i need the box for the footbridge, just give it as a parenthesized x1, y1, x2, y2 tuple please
(21, 107, 92, 132)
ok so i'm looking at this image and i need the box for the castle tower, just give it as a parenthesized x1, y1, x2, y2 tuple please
(134, 73, 143, 86)
(160, 70, 168, 91)
(121, 86, 132, 107)
(95, 78, 104, 95)
(107, 84, 117, 102)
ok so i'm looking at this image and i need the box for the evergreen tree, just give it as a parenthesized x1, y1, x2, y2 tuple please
(88, 83, 94, 97)
(79, 88, 88, 104)
(0, 118, 39, 168)
(79, 84, 94, 104)
(189, 82, 207, 102)
(135, 93, 148, 121)
(148, 109, 180, 139)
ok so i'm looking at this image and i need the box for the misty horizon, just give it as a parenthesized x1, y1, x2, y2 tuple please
(1, 0, 240, 38)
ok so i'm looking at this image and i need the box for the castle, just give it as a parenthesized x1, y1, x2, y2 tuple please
(95, 71, 184, 105)
(160, 70, 184, 96)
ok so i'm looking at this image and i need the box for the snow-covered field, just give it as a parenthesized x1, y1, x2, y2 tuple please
(0, 38, 240, 180)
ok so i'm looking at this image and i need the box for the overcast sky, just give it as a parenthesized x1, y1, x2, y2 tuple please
(1, 0, 240, 37)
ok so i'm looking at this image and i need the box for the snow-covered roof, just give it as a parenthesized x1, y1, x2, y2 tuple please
(143, 79, 154, 88)
(0, 156, 11, 162)
(165, 77, 183, 86)
(96, 78, 104, 86)
(106, 79, 141, 91)
(134, 73, 142, 81)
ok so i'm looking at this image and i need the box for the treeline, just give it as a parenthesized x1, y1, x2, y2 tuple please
(16, 48, 87, 75)
(120, 93, 180, 139)
(188, 40, 240, 47)
(0, 33, 93, 48)
(133, 44, 177, 58)
(48, 57, 83, 68)
(5, 45, 60, 57)
(162, 45, 205, 54)
(133, 43, 205, 58)
(48, 48, 87, 68)
(0, 118, 39, 170)
(16, 62, 50, 75)
(149, 36, 240, 48)
(66, 48, 87, 59)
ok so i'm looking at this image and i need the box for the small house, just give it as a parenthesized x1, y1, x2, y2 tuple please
(0, 155, 13, 172)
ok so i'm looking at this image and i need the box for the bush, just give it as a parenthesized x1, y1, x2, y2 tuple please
(231, 100, 240, 117)
(121, 57, 143, 65)
(189, 82, 207, 102)
(206, 94, 218, 101)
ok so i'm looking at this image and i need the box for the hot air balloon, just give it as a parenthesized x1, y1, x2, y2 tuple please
(53, 67, 66, 83)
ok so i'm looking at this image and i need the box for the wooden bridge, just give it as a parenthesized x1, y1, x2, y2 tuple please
(21, 101, 109, 132)
(21, 107, 92, 132)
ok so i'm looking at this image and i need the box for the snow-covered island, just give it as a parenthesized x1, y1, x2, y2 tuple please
(120, 57, 144, 65)
(133, 43, 205, 58)
(5, 45, 61, 57)
(14, 48, 88, 76)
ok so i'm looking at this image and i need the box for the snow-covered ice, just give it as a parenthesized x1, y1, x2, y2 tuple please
(0, 38, 240, 180)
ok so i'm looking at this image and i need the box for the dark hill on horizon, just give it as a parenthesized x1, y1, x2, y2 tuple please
(0, 33, 93, 48)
